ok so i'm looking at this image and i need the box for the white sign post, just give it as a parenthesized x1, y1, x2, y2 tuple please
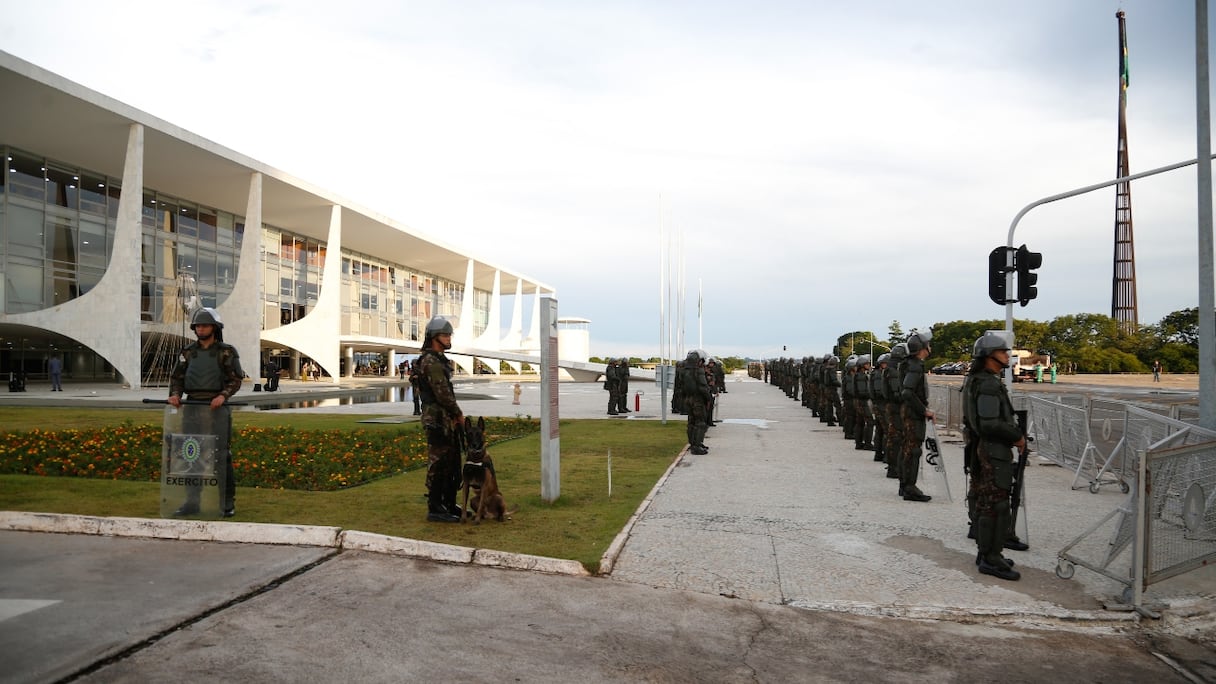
(540, 297, 560, 502)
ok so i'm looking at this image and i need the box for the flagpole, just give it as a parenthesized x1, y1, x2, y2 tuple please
(698, 278, 703, 350)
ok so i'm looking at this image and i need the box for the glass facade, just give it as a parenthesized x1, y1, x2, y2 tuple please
(1, 144, 491, 381)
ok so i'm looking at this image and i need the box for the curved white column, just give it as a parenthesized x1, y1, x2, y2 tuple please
(260, 204, 342, 383)
(217, 172, 262, 371)
(5, 123, 143, 388)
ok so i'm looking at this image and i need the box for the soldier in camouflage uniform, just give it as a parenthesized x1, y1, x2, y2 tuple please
(840, 355, 857, 440)
(671, 359, 686, 415)
(604, 358, 622, 415)
(618, 358, 632, 413)
(963, 332, 1024, 581)
(899, 331, 934, 502)
(822, 355, 842, 427)
(853, 355, 873, 451)
(168, 307, 244, 518)
(869, 354, 888, 462)
(681, 350, 711, 454)
(883, 343, 908, 480)
(807, 356, 821, 416)
(417, 316, 466, 523)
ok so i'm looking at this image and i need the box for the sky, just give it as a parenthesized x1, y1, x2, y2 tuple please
(2, 0, 1212, 359)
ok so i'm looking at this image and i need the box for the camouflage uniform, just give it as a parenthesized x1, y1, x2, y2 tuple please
(822, 358, 842, 427)
(418, 348, 464, 518)
(964, 363, 1023, 579)
(604, 359, 622, 415)
(853, 359, 873, 451)
(883, 347, 906, 480)
(868, 359, 887, 461)
(899, 354, 931, 501)
(840, 359, 857, 439)
(168, 335, 244, 515)
(681, 352, 711, 454)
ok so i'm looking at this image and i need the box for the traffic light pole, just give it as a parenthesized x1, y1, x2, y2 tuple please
(1003, 152, 1216, 387)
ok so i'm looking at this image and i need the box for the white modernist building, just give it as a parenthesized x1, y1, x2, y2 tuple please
(0, 51, 566, 387)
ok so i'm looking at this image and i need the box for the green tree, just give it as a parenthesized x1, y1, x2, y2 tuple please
(887, 320, 905, 347)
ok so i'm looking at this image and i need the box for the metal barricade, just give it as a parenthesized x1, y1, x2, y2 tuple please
(927, 383, 964, 433)
(1023, 395, 1107, 491)
(1055, 421, 1216, 615)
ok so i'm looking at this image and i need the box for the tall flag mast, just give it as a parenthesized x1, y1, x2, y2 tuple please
(1112, 9, 1139, 332)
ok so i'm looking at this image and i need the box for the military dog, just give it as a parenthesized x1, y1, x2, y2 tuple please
(461, 417, 508, 524)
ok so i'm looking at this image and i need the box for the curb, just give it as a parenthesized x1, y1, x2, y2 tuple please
(0, 511, 588, 577)
(597, 446, 688, 576)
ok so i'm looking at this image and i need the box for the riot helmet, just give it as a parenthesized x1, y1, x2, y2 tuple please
(190, 307, 223, 331)
(906, 329, 933, 354)
(844, 355, 858, 370)
(857, 354, 871, 367)
(827, 355, 839, 367)
(423, 316, 455, 350)
(890, 343, 909, 361)
(876, 353, 891, 366)
(972, 331, 1012, 361)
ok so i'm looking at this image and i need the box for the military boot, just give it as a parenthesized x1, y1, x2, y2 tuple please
(901, 484, 931, 502)
(977, 517, 1020, 580)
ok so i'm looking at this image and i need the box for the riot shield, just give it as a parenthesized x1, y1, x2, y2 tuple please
(923, 419, 953, 502)
(159, 403, 229, 519)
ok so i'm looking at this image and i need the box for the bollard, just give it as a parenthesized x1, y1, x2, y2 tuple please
(634, 391, 641, 412)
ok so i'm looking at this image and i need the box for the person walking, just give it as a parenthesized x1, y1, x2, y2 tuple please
(1152, 359, 1162, 383)
(407, 360, 422, 415)
(168, 307, 244, 518)
(48, 354, 63, 391)
(962, 332, 1025, 581)
(416, 317, 466, 523)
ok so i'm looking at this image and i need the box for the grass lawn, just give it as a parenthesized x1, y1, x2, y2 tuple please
(0, 407, 687, 573)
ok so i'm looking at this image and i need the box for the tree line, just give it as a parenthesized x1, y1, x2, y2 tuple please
(831, 308, 1200, 374)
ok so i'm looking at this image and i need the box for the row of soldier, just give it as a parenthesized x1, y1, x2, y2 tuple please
(765, 329, 1030, 581)
(765, 330, 936, 503)
(672, 350, 726, 455)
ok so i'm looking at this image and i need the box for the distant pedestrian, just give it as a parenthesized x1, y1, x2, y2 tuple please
(48, 354, 63, 391)
(1151, 359, 1162, 383)
(1050, 363, 1057, 384)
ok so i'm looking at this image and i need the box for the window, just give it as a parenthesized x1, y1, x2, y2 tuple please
(7, 152, 44, 201)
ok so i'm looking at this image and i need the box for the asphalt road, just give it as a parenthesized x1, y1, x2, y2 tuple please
(0, 531, 1203, 684)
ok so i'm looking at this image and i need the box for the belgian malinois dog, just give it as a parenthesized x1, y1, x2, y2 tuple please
(461, 417, 508, 523)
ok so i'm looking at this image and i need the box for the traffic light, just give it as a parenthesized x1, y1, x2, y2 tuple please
(1015, 244, 1042, 306)
(988, 246, 1014, 305)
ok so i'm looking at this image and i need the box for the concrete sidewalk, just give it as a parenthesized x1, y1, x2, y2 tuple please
(606, 378, 1216, 627)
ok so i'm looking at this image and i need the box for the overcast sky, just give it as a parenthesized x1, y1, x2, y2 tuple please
(2, 1, 1211, 359)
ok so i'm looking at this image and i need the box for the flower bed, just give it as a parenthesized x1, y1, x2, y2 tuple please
(0, 417, 538, 491)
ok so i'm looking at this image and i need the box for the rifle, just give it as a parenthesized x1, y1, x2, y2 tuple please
(1010, 409, 1031, 535)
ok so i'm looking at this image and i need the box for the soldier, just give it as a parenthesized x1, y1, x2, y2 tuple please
(168, 307, 243, 518)
(604, 357, 621, 415)
(963, 332, 1024, 581)
(618, 358, 632, 413)
(884, 344, 908, 480)
(807, 356, 821, 416)
(417, 316, 466, 523)
(853, 355, 873, 451)
(899, 330, 934, 502)
(705, 356, 719, 426)
(818, 354, 833, 422)
(822, 355, 842, 427)
(841, 355, 858, 440)
(671, 359, 686, 414)
(869, 354, 888, 461)
(715, 357, 727, 393)
(681, 350, 711, 454)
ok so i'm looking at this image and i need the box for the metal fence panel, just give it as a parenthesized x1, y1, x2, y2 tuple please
(1145, 441, 1216, 585)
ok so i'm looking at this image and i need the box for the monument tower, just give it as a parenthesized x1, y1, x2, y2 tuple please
(1112, 10, 1139, 332)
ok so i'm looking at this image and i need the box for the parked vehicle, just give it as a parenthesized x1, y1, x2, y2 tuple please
(1010, 349, 1052, 382)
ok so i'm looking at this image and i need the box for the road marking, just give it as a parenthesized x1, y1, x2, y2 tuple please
(0, 599, 60, 622)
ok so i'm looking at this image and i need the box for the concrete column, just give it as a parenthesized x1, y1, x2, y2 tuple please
(345, 346, 355, 378)
(387, 349, 396, 376)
